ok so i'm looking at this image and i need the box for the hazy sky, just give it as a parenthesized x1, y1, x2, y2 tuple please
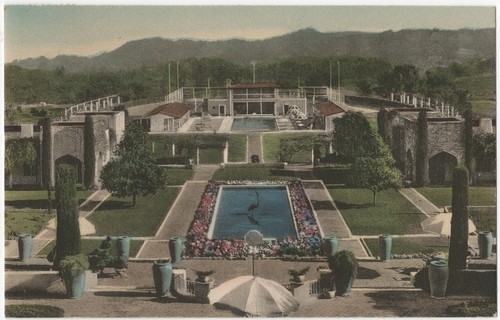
(3, 5, 496, 62)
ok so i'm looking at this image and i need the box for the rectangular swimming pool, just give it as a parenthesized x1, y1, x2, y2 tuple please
(208, 186, 297, 240)
(231, 117, 277, 131)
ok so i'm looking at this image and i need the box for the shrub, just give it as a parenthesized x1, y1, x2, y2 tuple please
(415, 110, 429, 187)
(84, 115, 96, 189)
(5, 304, 64, 317)
(449, 166, 469, 270)
(88, 237, 114, 272)
(328, 250, 358, 295)
(54, 164, 81, 266)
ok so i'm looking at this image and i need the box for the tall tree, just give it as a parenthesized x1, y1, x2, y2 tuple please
(350, 134, 402, 205)
(332, 112, 374, 163)
(54, 164, 81, 267)
(84, 115, 96, 189)
(415, 110, 429, 187)
(40, 117, 53, 214)
(448, 166, 469, 271)
(4, 138, 38, 189)
(100, 121, 167, 206)
(463, 109, 474, 182)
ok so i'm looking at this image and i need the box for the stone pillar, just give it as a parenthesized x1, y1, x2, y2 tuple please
(20, 124, 34, 138)
(223, 141, 228, 163)
(479, 118, 493, 133)
(428, 98, 431, 108)
(390, 92, 394, 101)
(401, 93, 405, 103)
(118, 96, 121, 104)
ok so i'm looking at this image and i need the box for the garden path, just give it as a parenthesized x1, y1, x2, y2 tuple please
(303, 180, 368, 257)
(399, 188, 443, 218)
(247, 133, 262, 163)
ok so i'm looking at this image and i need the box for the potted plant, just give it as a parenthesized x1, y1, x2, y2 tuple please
(328, 250, 358, 297)
(58, 253, 89, 299)
(194, 270, 215, 303)
(288, 266, 310, 283)
(195, 270, 214, 283)
(87, 236, 114, 273)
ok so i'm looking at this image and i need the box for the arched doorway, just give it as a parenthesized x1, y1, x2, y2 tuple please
(429, 152, 458, 185)
(55, 155, 83, 183)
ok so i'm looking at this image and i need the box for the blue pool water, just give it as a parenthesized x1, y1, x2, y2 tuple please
(208, 186, 297, 240)
(231, 117, 277, 131)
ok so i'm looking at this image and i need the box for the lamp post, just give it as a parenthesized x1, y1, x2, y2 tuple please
(176, 61, 179, 90)
(251, 61, 256, 83)
(329, 60, 332, 88)
(245, 230, 264, 277)
(168, 63, 171, 94)
(337, 60, 341, 97)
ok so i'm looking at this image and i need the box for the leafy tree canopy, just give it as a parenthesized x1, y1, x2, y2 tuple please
(350, 134, 401, 205)
(332, 112, 376, 163)
(5, 137, 38, 174)
(100, 121, 167, 206)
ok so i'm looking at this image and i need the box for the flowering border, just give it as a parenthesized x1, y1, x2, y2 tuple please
(185, 179, 322, 258)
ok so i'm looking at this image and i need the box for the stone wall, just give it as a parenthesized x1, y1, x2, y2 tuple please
(51, 126, 84, 185)
(345, 95, 413, 109)
(393, 115, 464, 184)
(428, 120, 464, 161)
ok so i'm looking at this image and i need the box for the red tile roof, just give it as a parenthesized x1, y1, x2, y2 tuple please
(314, 101, 345, 116)
(229, 83, 281, 89)
(144, 102, 190, 119)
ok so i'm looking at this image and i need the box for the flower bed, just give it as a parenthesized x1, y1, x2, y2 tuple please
(185, 179, 322, 258)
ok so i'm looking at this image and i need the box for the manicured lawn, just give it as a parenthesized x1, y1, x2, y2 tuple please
(364, 237, 449, 257)
(328, 188, 424, 235)
(37, 238, 144, 258)
(262, 133, 316, 163)
(5, 188, 94, 209)
(228, 134, 247, 162)
(212, 165, 296, 181)
(469, 207, 497, 234)
(199, 148, 223, 164)
(5, 209, 54, 239)
(416, 187, 496, 207)
(164, 168, 194, 185)
(313, 167, 351, 185)
(88, 187, 180, 236)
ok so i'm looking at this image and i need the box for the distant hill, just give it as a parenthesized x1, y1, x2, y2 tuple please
(9, 28, 496, 73)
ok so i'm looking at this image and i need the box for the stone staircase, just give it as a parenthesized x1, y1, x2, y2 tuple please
(276, 117, 294, 131)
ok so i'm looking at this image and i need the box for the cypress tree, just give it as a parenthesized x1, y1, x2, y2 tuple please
(54, 164, 81, 267)
(377, 108, 388, 142)
(40, 117, 53, 214)
(84, 115, 96, 189)
(448, 166, 469, 271)
(415, 110, 429, 186)
(463, 109, 474, 182)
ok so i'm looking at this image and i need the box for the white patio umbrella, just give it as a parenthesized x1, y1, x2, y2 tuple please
(208, 276, 299, 317)
(421, 213, 476, 236)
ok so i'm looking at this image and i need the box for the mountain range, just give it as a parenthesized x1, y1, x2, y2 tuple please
(9, 28, 496, 73)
